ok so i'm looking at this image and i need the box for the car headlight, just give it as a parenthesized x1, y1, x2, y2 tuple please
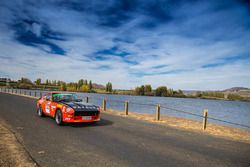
(66, 107, 73, 113)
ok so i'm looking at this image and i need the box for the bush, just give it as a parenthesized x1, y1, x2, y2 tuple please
(79, 85, 90, 92)
(227, 93, 244, 101)
(17, 83, 33, 89)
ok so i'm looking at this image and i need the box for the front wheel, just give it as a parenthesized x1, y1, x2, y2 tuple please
(37, 106, 44, 117)
(55, 110, 63, 125)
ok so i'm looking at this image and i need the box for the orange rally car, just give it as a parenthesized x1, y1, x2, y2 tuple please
(37, 92, 101, 125)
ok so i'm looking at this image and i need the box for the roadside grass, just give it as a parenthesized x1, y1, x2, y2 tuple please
(0, 119, 37, 167)
(103, 109, 250, 144)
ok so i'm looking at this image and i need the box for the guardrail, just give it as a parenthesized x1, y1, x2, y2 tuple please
(1, 87, 250, 130)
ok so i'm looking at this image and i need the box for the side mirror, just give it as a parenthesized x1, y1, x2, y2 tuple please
(45, 96, 50, 101)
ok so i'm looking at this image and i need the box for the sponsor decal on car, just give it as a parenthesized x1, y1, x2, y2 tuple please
(57, 104, 63, 108)
(45, 103, 50, 113)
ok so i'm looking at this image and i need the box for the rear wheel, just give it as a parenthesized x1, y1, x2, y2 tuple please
(37, 106, 44, 117)
(55, 110, 63, 125)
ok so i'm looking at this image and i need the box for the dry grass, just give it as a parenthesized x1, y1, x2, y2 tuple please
(104, 109, 250, 144)
(0, 119, 37, 167)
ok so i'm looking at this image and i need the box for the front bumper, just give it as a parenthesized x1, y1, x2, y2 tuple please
(63, 114, 100, 123)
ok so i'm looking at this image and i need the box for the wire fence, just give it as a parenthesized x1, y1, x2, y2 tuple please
(160, 105, 204, 118)
(1, 87, 250, 130)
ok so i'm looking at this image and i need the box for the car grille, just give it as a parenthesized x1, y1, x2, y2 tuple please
(74, 110, 99, 116)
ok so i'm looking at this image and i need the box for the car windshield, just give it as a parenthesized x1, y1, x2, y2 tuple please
(52, 93, 81, 102)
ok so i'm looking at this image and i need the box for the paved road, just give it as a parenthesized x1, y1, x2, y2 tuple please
(0, 93, 249, 167)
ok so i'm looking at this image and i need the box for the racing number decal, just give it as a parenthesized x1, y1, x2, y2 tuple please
(45, 102, 51, 113)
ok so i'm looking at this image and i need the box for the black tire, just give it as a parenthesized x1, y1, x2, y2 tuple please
(55, 110, 63, 125)
(37, 106, 44, 117)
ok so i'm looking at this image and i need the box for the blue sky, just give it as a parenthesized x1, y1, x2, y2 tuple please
(0, 0, 250, 90)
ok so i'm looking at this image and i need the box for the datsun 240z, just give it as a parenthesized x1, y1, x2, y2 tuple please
(37, 92, 101, 125)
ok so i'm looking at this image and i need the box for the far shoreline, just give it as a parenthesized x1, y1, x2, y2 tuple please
(1, 86, 250, 103)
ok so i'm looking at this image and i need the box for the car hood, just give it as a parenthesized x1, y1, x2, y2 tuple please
(60, 101, 99, 111)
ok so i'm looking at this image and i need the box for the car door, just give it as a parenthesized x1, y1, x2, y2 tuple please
(44, 93, 52, 116)
(50, 98, 58, 118)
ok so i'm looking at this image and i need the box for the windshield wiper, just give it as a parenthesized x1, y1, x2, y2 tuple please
(58, 99, 69, 102)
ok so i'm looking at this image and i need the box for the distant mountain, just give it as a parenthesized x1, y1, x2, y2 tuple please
(223, 87, 249, 92)
(183, 87, 250, 97)
(92, 83, 105, 89)
(223, 87, 250, 97)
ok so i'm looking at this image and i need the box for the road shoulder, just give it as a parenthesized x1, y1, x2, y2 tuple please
(0, 118, 37, 167)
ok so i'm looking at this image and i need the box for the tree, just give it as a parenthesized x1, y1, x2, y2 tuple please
(17, 77, 33, 89)
(35, 78, 41, 85)
(52, 80, 57, 86)
(134, 85, 146, 95)
(79, 85, 90, 92)
(78, 79, 84, 89)
(155, 86, 168, 96)
(134, 86, 141, 95)
(60, 82, 66, 91)
(168, 88, 174, 96)
(88, 80, 93, 90)
(106, 82, 112, 92)
(84, 80, 88, 85)
(144, 85, 152, 96)
(173, 89, 185, 97)
(140, 85, 145, 95)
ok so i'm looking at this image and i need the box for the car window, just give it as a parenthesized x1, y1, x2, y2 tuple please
(52, 93, 81, 102)
(44, 94, 51, 101)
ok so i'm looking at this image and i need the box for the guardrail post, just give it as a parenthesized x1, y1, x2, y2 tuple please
(12, 89, 13, 93)
(203, 109, 208, 130)
(24, 91, 26, 95)
(34, 92, 36, 97)
(29, 91, 31, 96)
(156, 104, 161, 121)
(86, 96, 89, 103)
(102, 99, 107, 111)
(125, 101, 129, 115)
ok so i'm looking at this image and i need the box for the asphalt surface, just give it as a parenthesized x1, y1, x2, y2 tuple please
(0, 93, 249, 167)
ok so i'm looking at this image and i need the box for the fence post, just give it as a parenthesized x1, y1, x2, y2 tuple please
(156, 104, 161, 121)
(125, 101, 129, 115)
(203, 109, 208, 130)
(24, 91, 26, 95)
(102, 99, 106, 111)
(34, 92, 36, 97)
(12, 89, 13, 93)
(29, 91, 31, 96)
(86, 96, 89, 103)
(40, 92, 42, 98)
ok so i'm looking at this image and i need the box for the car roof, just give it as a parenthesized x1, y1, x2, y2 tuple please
(46, 92, 75, 96)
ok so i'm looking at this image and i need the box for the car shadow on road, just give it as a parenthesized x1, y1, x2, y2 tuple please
(66, 119, 114, 128)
